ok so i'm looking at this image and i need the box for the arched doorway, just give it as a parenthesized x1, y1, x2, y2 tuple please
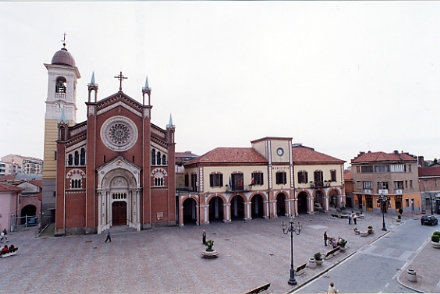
(251, 194, 265, 219)
(112, 201, 127, 226)
(209, 196, 224, 222)
(183, 198, 197, 225)
(314, 190, 324, 210)
(298, 192, 308, 214)
(230, 195, 245, 220)
(276, 193, 286, 216)
(21, 205, 37, 224)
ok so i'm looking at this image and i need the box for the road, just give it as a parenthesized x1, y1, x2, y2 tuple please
(294, 217, 433, 293)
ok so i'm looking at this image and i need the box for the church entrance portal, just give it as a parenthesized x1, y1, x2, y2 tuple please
(112, 201, 127, 226)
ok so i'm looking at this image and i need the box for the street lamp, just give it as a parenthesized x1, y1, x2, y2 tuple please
(281, 215, 301, 286)
(377, 194, 389, 231)
(430, 193, 434, 215)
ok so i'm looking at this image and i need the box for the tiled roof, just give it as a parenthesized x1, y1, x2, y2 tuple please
(29, 180, 43, 188)
(291, 145, 345, 164)
(185, 147, 268, 166)
(175, 151, 198, 158)
(351, 151, 416, 163)
(418, 166, 440, 177)
(0, 183, 22, 192)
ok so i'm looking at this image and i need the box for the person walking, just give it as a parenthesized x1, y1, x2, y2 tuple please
(352, 211, 357, 225)
(324, 231, 328, 246)
(348, 213, 351, 225)
(202, 230, 206, 245)
(328, 282, 338, 293)
(2, 228, 8, 242)
(104, 229, 111, 243)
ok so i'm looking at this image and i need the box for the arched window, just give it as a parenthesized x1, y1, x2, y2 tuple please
(74, 151, 79, 166)
(162, 154, 167, 165)
(157, 152, 161, 165)
(68, 154, 73, 166)
(151, 149, 156, 165)
(56, 77, 67, 93)
(80, 148, 86, 165)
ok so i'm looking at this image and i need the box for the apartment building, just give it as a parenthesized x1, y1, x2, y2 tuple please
(351, 150, 420, 214)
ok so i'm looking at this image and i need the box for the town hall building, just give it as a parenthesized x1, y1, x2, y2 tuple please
(43, 42, 176, 235)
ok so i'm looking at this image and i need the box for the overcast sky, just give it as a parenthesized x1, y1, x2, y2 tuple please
(1, 2, 439, 166)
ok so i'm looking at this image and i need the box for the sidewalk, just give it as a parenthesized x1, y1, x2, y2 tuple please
(397, 213, 440, 293)
(0, 210, 420, 294)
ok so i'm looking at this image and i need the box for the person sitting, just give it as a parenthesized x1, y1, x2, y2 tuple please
(332, 239, 338, 248)
(1, 245, 9, 254)
(9, 244, 15, 252)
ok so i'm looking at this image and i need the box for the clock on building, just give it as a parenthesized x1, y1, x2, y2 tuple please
(54, 101, 65, 111)
(276, 147, 284, 156)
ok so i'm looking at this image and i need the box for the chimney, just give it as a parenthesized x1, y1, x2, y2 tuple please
(418, 156, 424, 167)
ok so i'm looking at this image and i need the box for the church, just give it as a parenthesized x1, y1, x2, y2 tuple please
(43, 41, 176, 235)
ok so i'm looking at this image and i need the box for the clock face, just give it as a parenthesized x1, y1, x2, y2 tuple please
(54, 101, 64, 111)
(276, 148, 284, 156)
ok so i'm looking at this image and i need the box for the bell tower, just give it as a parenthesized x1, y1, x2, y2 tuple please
(42, 35, 81, 218)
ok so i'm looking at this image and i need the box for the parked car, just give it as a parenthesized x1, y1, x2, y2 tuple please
(421, 215, 438, 226)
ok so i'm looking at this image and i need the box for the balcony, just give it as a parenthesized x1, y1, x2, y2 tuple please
(225, 184, 252, 193)
(310, 181, 331, 188)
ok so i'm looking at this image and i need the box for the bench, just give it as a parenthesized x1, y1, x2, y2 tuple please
(245, 283, 271, 294)
(294, 263, 307, 275)
(324, 247, 340, 260)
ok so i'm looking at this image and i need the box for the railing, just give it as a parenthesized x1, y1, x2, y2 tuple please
(226, 185, 253, 193)
(310, 182, 331, 188)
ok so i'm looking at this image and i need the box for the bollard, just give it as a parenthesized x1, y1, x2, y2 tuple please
(407, 269, 417, 282)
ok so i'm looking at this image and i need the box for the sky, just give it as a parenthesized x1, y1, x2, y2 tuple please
(1, 2, 440, 167)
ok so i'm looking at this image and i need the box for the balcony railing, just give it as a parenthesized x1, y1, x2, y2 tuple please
(310, 181, 331, 188)
(226, 185, 252, 193)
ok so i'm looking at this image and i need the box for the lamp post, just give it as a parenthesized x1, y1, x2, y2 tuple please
(377, 194, 389, 231)
(281, 215, 301, 286)
(430, 193, 434, 215)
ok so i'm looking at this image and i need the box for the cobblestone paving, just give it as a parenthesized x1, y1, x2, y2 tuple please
(0, 210, 398, 294)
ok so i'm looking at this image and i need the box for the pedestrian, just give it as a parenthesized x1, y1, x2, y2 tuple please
(2, 228, 8, 242)
(327, 282, 338, 293)
(348, 213, 351, 225)
(202, 230, 206, 245)
(104, 229, 111, 243)
(324, 231, 327, 246)
(352, 211, 357, 225)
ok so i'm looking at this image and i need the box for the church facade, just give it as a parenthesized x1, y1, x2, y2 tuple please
(43, 43, 176, 235)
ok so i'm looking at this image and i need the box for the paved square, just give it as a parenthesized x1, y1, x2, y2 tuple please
(0, 211, 394, 293)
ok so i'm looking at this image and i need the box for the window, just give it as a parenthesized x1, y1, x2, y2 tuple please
(74, 151, 79, 166)
(356, 166, 361, 173)
(276, 171, 287, 185)
(80, 148, 86, 165)
(68, 154, 73, 166)
(231, 173, 244, 190)
(56, 77, 67, 93)
(406, 199, 410, 207)
(184, 174, 189, 187)
(408, 164, 412, 172)
(360, 166, 374, 173)
(377, 182, 389, 189)
(151, 149, 156, 165)
(314, 170, 323, 185)
(363, 181, 373, 189)
(154, 177, 164, 186)
(209, 173, 223, 187)
(375, 165, 388, 173)
(330, 170, 337, 182)
(410, 180, 413, 188)
(394, 181, 404, 189)
(251, 172, 264, 185)
(435, 179, 438, 188)
(390, 164, 405, 172)
(356, 181, 361, 189)
(297, 170, 308, 184)
(162, 155, 167, 165)
(71, 179, 82, 189)
(157, 152, 161, 165)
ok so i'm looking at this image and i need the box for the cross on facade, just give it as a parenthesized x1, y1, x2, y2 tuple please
(114, 71, 128, 91)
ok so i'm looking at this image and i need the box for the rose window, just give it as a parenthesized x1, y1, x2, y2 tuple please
(109, 123, 130, 144)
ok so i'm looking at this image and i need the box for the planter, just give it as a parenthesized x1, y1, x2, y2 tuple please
(360, 231, 368, 237)
(396, 218, 401, 222)
(407, 269, 417, 282)
(201, 250, 219, 258)
(316, 259, 323, 265)
(339, 246, 346, 252)
(308, 258, 316, 268)
(431, 241, 440, 248)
